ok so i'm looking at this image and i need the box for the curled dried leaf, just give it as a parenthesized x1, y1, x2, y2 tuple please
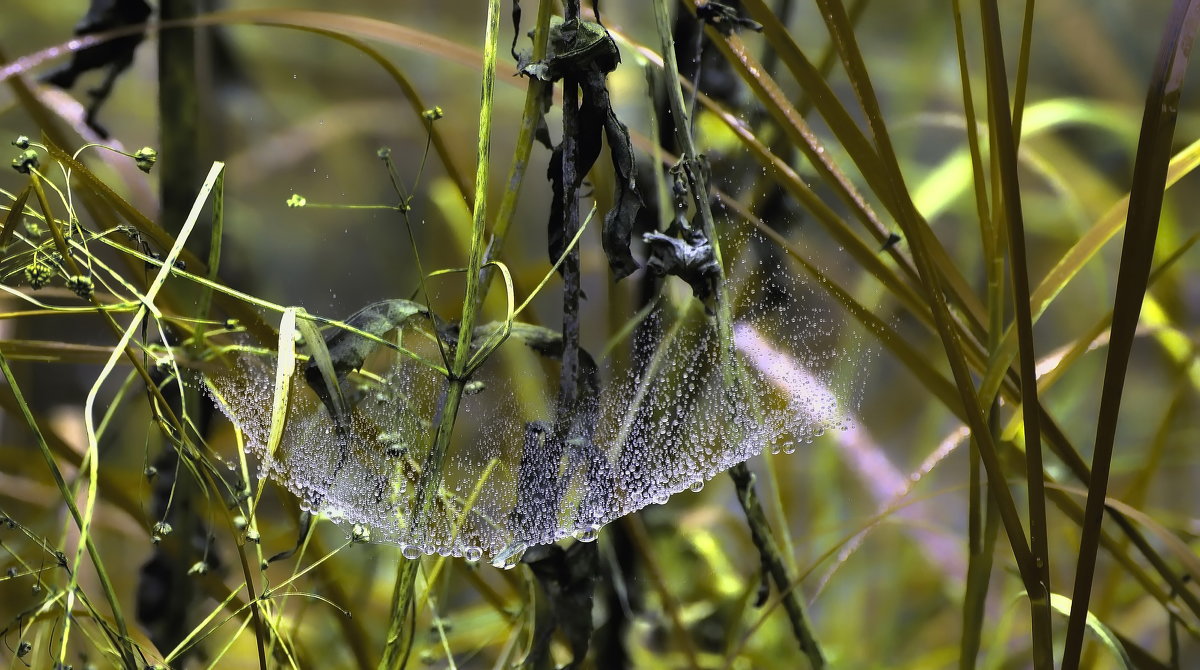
(642, 228, 721, 311)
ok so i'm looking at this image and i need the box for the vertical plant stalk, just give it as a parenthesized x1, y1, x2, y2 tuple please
(1062, 1, 1200, 667)
(950, 2, 1001, 665)
(158, 0, 201, 237)
(559, 0, 583, 408)
(378, 1, 503, 668)
(154, 3, 207, 657)
(652, 1, 824, 666)
(977, 1, 1052, 665)
(476, 0, 553, 313)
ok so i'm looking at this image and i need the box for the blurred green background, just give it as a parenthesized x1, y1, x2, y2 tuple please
(1, 1, 1198, 668)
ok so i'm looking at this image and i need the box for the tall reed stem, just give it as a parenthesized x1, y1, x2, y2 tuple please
(377, 1, 502, 667)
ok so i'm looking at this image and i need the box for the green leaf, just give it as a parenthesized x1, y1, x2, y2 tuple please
(301, 299, 430, 416)
(1047, 592, 1133, 670)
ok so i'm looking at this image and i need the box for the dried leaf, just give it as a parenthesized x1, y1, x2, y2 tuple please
(522, 541, 600, 670)
(41, 0, 152, 137)
(642, 227, 721, 310)
(302, 299, 428, 421)
(697, 1, 765, 36)
(533, 17, 642, 279)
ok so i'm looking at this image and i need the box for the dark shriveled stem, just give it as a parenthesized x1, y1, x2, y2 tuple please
(652, 1, 825, 666)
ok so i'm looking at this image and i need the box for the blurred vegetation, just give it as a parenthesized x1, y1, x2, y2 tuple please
(1, 0, 1199, 668)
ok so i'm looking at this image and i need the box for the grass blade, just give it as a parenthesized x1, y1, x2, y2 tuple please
(1062, 1, 1200, 666)
(977, 0, 1052, 663)
(1048, 593, 1133, 670)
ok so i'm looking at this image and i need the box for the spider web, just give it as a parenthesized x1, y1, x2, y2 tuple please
(205, 250, 870, 564)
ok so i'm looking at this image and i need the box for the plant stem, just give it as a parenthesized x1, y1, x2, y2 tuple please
(158, 0, 201, 242)
(378, 1, 502, 667)
(977, 1, 1053, 664)
(476, 0, 554, 314)
(652, 1, 824, 666)
(558, 69, 582, 406)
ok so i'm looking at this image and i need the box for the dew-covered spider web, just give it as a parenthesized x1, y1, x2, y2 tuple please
(205, 246, 870, 565)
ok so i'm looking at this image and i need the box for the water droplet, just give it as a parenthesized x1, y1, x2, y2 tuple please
(574, 525, 600, 543)
(401, 544, 421, 560)
(464, 546, 483, 562)
(491, 542, 526, 570)
(689, 480, 704, 493)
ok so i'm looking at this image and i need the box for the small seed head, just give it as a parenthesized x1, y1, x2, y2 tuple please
(24, 262, 53, 290)
(133, 146, 158, 173)
(11, 148, 38, 173)
(66, 274, 94, 299)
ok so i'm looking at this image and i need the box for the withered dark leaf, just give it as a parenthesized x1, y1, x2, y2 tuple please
(535, 17, 642, 280)
(522, 541, 599, 670)
(41, 0, 153, 138)
(303, 299, 428, 420)
(521, 17, 620, 83)
(642, 228, 721, 311)
(598, 83, 642, 279)
(511, 0, 523, 62)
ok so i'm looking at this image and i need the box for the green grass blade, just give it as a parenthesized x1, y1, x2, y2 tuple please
(1048, 593, 1133, 670)
(1062, 1, 1200, 665)
(977, 0, 1052, 663)
(978, 136, 1200, 404)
